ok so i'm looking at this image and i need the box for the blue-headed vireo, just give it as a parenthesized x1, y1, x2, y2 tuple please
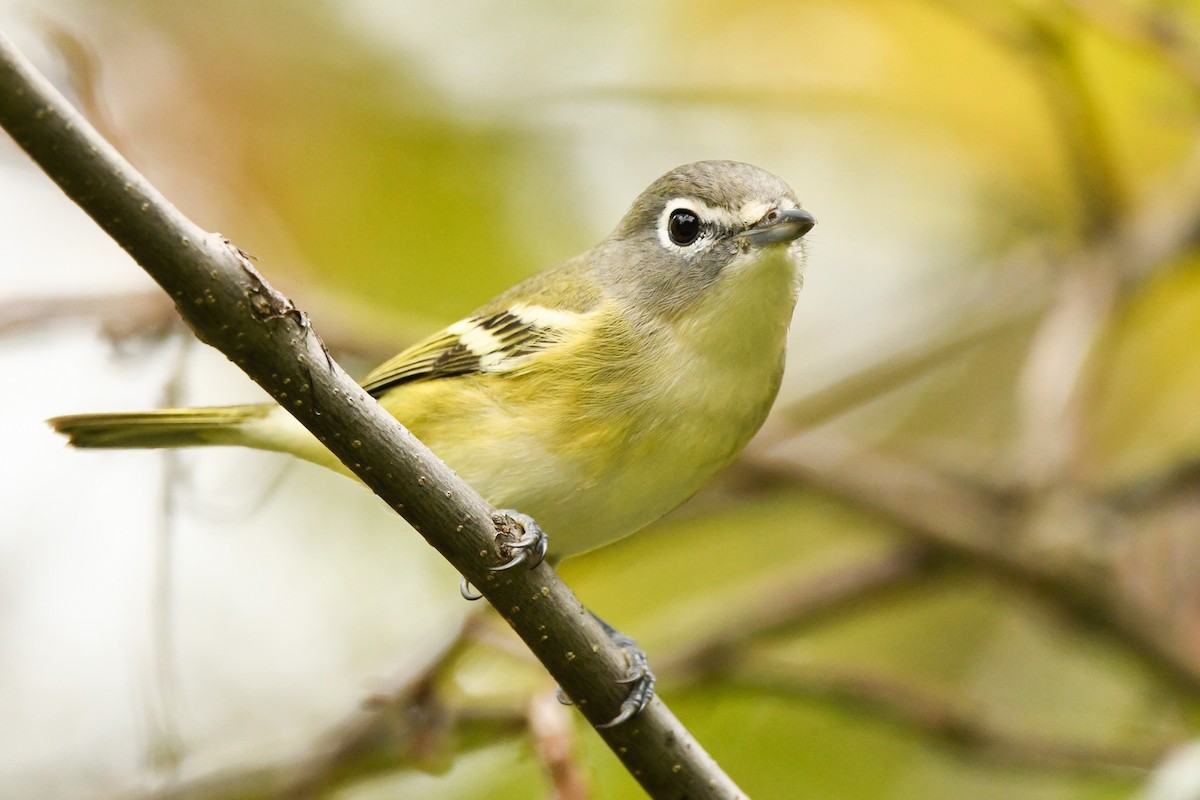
(50, 160, 815, 721)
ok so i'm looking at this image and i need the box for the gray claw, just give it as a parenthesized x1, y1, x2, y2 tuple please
(490, 546, 529, 572)
(459, 576, 483, 601)
(598, 698, 641, 729)
(616, 664, 648, 684)
(601, 662, 654, 727)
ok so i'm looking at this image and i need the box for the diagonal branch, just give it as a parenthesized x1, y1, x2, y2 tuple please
(0, 33, 744, 799)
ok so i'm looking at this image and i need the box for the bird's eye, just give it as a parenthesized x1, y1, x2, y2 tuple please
(667, 208, 701, 246)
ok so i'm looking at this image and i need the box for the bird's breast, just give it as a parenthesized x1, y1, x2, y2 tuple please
(535, 247, 798, 552)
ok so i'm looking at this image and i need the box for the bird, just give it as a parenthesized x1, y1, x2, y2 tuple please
(49, 159, 815, 724)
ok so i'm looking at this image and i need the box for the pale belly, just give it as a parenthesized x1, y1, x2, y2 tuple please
(427, 391, 778, 557)
(410, 328, 786, 557)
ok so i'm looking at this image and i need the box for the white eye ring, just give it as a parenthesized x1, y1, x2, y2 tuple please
(657, 198, 718, 253)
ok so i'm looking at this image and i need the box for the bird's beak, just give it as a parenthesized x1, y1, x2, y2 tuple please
(742, 207, 816, 246)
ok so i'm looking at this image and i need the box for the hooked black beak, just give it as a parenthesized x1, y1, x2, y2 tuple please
(743, 207, 816, 246)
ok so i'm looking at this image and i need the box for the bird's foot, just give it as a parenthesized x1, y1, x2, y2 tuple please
(490, 510, 548, 572)
(459, 510, 548, 602)
(599, 627, 656, 727)
(557, 615, 656, 728)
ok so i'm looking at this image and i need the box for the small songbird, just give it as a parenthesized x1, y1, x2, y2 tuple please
(50, 160, 815, 724)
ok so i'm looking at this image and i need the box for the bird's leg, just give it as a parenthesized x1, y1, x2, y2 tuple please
(557, 613, 656, 728)
(459, 509, 549, 601)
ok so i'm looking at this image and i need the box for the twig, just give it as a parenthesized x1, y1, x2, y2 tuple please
(1013, 14, 1125, 485)
(1061, 0, 1200, 93)
(730, 658, 1172, 775)
(0, 289, 408, 367)
(749, 434, 1200, 696)
(0, 34, 744, 799)
(777, 301, 1043, 431)
(0, 290, 177, 338)
(659, 545, 945, 679)
(144, 688, 527, 800)
(528, 691, 591, 800)
(139, 623, 473, 800)
(1015, 258, 1117, 486)
(930, 1, 1125, 483)
(142, 332, 193, 777)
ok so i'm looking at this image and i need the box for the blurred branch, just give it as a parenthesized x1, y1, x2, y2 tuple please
(778, 300, 1041, 430)
(1014, 14, 1126, 484)
(751, 3, 1200, 645)
(931, 0, 1126, 484)
(143, 623, 480, 800)
(0, 290, 177, 338)
(140, 547, 943, 799)
(136, 641, 538, 797)
(1111, 137, 1200, 286)
(935, 0, 1200, 280)
(142, 332, 192, 777)
(276, 678, 454, 797)
(527, 692, 591, 800)
(0, 34, 744, 800)
(656, 547, 1171, 777)
(730, 658, 1171, 775)
(746, 435, 1012, 551)
(41, 18, 130, 154)
(0, 289, 405, 367)
(1061, 0, 1200, 94)
(660, 544, 947, 679)
(768, 121, 1200, 455)
(1026, 14, 1125, 236)
(1015, 256, 1117, 485)
(1109, 456, 1200, 512)
(662, 543, 1173, 776)
(747, 434, 1200, 696)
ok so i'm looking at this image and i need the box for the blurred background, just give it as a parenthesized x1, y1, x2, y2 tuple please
(3, 0, 1200, 798)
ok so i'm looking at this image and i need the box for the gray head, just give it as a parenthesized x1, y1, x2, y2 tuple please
(597, 160, 815, 319)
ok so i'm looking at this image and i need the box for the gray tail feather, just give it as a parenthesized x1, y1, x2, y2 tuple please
(48, 406, 269, 449)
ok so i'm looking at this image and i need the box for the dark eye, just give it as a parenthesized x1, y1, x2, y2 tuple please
(667, 208, 701, 246)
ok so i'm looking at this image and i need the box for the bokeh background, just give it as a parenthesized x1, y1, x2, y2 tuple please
(4, 1, 1200, 798)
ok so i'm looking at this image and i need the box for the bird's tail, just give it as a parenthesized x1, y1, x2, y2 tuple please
(48, 405, 272, 449)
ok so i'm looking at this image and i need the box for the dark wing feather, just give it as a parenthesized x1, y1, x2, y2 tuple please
(361, 310, 563, 397)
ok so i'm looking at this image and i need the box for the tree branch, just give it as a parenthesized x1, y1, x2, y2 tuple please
(659, 545, 945, 680)
(0, 33, 745, 799)
(730, 659, 1170, 775)
(0, 290, 177, 338)
(750, 435, 1200, 696)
